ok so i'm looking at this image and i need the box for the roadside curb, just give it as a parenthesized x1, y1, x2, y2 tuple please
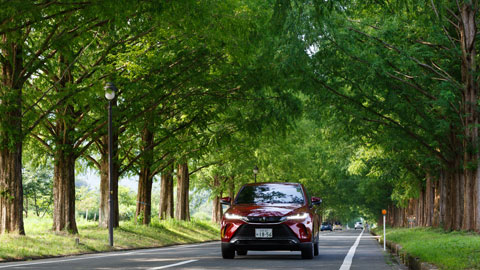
(370, 232, 438, 270)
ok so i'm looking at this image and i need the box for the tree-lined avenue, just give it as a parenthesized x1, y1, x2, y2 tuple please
(0, 230, 401, 270)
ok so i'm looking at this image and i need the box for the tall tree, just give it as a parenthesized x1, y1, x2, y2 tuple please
(0, 1, 98, 234)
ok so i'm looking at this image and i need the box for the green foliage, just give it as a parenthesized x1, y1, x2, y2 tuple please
(23, 162, 54, 217)
(118, 186, 137, 221)
(255, 0, 468, 221)
(75, 185, 99, 219)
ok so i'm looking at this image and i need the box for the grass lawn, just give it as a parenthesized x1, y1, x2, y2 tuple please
(0, 216, 220, 262)
(373, 227, 480, 270)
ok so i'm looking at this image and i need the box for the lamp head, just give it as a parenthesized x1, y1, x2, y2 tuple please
(104, 82, 117, 100)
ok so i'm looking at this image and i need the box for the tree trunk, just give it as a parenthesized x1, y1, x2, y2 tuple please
(0, 147, 24, 234)
(0, 34, 25, 235)
(396, 206, 402, 227)
(419, 189, 425, 226)
(159, 164, 174, 220)
(212, 196, 221, 223)
(409, 198, 417, 227)
(52, 54, 78, 234)
(166, 172, 174, 218)
(445, 169, 454, 231)
(136, 167, 153, 225)
(212, 175, 223, 223)
(459, 2, 478, 231)
(229, 176, 235, 204)
(176, 163, 190, 221)
(52, 150, 78, 233)
(136, 125, 154, 225)
(439, 170, 447, 228)
(99, 154, 109, 228)
(433, 175, 441, 227)
(455, 170, 464, 230)
(463, 170, 475, 231)
(476, 162, 480, 232)
(426, 175, 434, 227)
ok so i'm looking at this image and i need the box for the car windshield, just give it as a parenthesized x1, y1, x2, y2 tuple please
(235, 184, 305, 204)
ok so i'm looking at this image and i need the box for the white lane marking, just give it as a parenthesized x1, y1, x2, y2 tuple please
(148, 260, 197, 270)
(0, 242, 216, 269)
(339, 230, 364, 270)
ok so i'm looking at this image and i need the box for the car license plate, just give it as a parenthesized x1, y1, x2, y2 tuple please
(255, 228, 272, 238)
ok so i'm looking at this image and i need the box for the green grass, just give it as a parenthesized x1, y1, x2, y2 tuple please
(0, 216, 220, 261)
(373, 227, 480, 270)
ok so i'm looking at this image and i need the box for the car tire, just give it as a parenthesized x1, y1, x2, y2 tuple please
(237, 250, 247, 256)
(314, 242, 319, 256)
(222, 246, 235, 259)
(301, 243, 314, 259)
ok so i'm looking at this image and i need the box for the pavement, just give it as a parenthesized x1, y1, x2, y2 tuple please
(0, 229, 405, 270)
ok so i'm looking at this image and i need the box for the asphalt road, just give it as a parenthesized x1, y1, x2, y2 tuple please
(0, 229, 404, 270)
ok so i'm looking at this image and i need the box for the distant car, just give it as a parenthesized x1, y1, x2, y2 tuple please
(320, 222, 332, 231)
(354, 222, 363, 230)
(220, 182, 321, 259)
(333, 222, 342, 230)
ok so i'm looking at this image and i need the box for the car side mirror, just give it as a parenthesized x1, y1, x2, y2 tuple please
(221, 197, 232, 205)
(311, 197, 322, 205)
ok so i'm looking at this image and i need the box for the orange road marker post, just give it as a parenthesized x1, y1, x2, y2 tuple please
(382, 209, 387, 251)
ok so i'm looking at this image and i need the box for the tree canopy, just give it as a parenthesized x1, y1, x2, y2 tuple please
(1, 0, 480, 234)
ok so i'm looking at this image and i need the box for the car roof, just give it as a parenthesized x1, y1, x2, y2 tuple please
(242, 182, 302, 187)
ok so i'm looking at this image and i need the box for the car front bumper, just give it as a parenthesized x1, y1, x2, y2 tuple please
(222, 240, 312, 251)
(224, 223, 312, 251)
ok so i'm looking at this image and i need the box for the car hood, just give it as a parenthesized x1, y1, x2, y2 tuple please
(228, 204, 304, 217)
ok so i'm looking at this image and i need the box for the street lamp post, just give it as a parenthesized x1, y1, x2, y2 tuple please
(253, 166, 259, 183)
(105, 82, 117, 247)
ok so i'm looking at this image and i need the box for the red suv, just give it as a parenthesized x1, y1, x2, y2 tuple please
(220, 182, 321, 259)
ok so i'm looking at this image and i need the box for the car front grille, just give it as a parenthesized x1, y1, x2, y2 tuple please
(233, 224, 296, 239)
(245, 216, 284, 223)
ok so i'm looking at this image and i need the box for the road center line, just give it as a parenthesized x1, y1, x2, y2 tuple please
(148, 260, 197, 270)
(339, 230, 364, 270)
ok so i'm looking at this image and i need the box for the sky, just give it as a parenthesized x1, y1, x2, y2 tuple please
(80, 168, 139, 192)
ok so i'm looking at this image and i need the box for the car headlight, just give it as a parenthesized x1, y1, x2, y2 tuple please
(285, 213, 309, 220)
(224, 213, 245, 220)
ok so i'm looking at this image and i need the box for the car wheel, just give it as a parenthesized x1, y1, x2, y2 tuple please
(237, 250, 247, 256)
(301, 243, 314, 259)
(222, 246, 235, 259)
